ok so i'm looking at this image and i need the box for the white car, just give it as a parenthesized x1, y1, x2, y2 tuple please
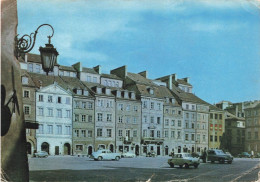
(121, 152, 136, 158)
(35, 151, 48, 158)
(90, 149, 121, 161)
(168, 153, 200, 168)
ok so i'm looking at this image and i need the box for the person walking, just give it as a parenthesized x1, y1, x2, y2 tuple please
(251, 150, 254, 159)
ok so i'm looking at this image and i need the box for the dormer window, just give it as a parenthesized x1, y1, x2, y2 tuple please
(22, 76, 29, 84)
(165, 98, 169, 103)
(130, 92, 135, 99)
(105, 88, 111, 95)
(150, 89, 154, 95)
(83, 90, 88, 96)
(124, 91, 129, 99)
(116, 90, 121, 98)
(77, 89, 82, 95)
(97, 87, 102, 94)
(171, 98, 175, 104)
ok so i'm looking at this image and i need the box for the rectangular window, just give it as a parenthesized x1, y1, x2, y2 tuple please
(57, 109, 62, 118)
(172, 110, 176, 115)
(126, 105, 130, 111)
(48, 108, 53, 117)
(203, 135, 206, 142)
(38, 95, 44, 102)
(28, 63, 33, 72)
(210, 135, 213, 142)
(39, 124, 44, 134)
(126, 117, 130, 123)
(186, 104, 189, 110)
(57, 97, 62, 104)
(75, 129, 79, 137)
(150, 130, 154, 137)
(165, 109, 169, 113)
(185, 134, 189, 141)
(24, 106, 30, 115)
(75, 101, 80, 108)
(143, 101, 147, 109)
(192, 105, 195, 110)
(151, 116, 154, 123)
(118, 104, 123, 111)
(22, 77, 29, 84)
(118, 130, 123, 137)
(164, 130, 169, 138)
(118, 116, 123, 123)
(171, 131, 175, 138)
(47, 125, 53, 134)
(171, 120, 175, 126)
(77, 89, 82, 95)
(35, 64, 40, 73)
(157, 130, 160, 138)
(191, 134, 195, 141)
(197, 134, 200, 142)
(157, 103, 161, 110)
(93, 77, 97, 83)
(133, 117, 137, 124)
(133, 106, 138, 112)
(23, 90, 30, 98)
(38, 107, 44, 116)
(144, 116, 147, 123)
(219, 114, 222, 120)
(133, 130, 137, 137)
(88, 130, 93, 137)
(165, 119, 169, 126)
(98, 113, 102, 121)
(82, 130, 86, 137)
(178, 120, 181, 127)
(157, 117, 161, 124)
(76, 145, 83, 151)
(210, 113, 213, 119)
(65, 126, 71, 135)
(107, 114, 112, 122)
(66, 97, 70, 104)
(82, 115, 86, 122)
(88, 115, 92, 122)
(107, 129, 112, 137)
(215, 114, 218, 119)
(215, 136, 218, 142)
(97, 128, 102, 137)
(48, 95, 53, 103)
(87, 76, 91, 82)
(81, 102, 86, 109)
(186, 113, 189, 118)
(75, 114, 79, 122)
(143, 130, 147, 137)
(178, 131, 181, 139)
(66, 110, 71, 118)
(255, 132, 258, 139)
(87, 102, 93, 109)
(56, 125, 62, 135)
(151, 102, 154, 109)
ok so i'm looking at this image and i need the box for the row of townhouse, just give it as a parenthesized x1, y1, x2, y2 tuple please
(20, 53, 225, 156)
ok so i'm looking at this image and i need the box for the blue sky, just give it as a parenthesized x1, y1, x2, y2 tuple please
(17, 0, 260, 104)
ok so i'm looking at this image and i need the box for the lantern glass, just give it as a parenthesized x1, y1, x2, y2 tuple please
(39, 43, 59, 75)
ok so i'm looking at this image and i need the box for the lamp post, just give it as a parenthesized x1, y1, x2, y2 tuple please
(15, 24, 59, 75)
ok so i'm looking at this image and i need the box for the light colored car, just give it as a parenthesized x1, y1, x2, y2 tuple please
(90, 149, 121, 161)
(168, 153, 200, 169)
(121, 152, 136, 158)
(35, 151, 48, 158)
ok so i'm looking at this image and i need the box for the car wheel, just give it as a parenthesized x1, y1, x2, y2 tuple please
(115, 156, 120, 161)
(219, 159, 224, 164)
(98, 156, 103, 161)
(211, 161, 214, 163)
(179, 165, 183, 168)
(184, 163, 189, 169)
(228, 161, 232, 164)
(169, 163, 174, 168)
(194, 164, 199, 168)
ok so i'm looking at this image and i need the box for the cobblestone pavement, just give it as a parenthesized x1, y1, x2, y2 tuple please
(29, 156, 260, 182)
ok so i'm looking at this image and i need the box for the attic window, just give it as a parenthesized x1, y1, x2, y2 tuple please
(77, 89, 82, 95)
(22, 76, 28, 84)
(149, 88, 154, 95)
(166, 98, 169, 103)
(83, 90, 88, 96)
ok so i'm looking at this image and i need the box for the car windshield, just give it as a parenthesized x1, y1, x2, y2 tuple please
(215, 150, 225, 155)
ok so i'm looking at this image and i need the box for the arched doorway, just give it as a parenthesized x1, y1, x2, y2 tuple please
(109, 144, 114, 152)
(26, 142, 32, 154)
(178, 146, 181, 153)
(135, 145, 139, 156)
(165, 146, 169, 156)
(88, 146, 93, 155)
(41, 142, 49, 154)
(64, 143, 71, 155)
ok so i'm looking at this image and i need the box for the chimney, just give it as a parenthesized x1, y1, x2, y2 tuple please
(72, 62, 82, 72)
(93, 65, 101, 74)
(138, 71, 148, 78)
(168, 75, 172, 90)
(183, 77, 190, 83)
(172, 74, 177, 81)
(110, 65, 127, 79)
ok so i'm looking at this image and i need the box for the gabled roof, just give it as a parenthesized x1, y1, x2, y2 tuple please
(19, 53, 59, 66)
(209, 104, 223, 112)
(21, 70, 37, 87)
(225, 111, 245, 121)
(127, 72, 157, 86)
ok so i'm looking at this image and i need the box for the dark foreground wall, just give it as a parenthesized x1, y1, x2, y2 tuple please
(1, 0, 29, 181)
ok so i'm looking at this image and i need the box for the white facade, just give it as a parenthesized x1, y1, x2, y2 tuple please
(36, 83, 73, 155)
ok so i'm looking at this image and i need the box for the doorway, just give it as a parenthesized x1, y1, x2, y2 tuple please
(157, 146, 160, 155)
(55, 146, 59, 155)
(135, 145, 139, 156)
(41, 142, 49, 154)
(64, 143, 71, 155)
(88, 146, 93, 155)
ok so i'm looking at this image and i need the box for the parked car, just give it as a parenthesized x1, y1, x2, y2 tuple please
(90, 150, 121, 161)
(225, 152, 234, 160)
(121, 152, 136, 158)
(238, 152, 251, 158)
(207, 149, 233, 164)
(146, 151, 156, 157)
(35, 151, 48, 158)
(168, 153, 200, 169)
(254, 153, 260, 158)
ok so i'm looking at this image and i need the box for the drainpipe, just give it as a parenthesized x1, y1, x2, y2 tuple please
(71, 95, 74, 156)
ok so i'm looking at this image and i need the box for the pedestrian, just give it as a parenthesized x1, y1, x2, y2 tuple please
(202, 150, 207, 163)
(251, 150, 254, 159)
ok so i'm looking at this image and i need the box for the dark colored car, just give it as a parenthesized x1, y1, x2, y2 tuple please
(238, 152, 251, 158)
(207, 149, 233, 164)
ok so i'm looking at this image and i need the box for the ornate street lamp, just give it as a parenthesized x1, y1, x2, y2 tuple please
(15, 24, 59, 75)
